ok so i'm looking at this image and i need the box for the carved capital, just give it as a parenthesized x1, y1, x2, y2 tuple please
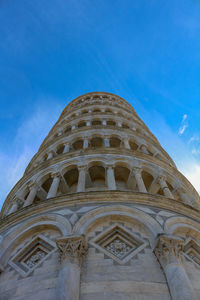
(56, 235, 88, 266)
(154, 234, 184, 268)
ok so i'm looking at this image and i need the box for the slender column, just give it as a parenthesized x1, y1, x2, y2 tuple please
(177, 187, 190, 205)
(9, 197, 24, 214)
(56, 235, 88, 300)
(47, 172, 61, 199)
(154, 234, 197, 300)
(86, 120, 91, 126)
(83, 138, 89, 149)
(58, 129, 64, 136)
(77, 166, 86, 192)
(47, 150, 54, 160)
(106, 165, 116, 190)
(72, 124, 76, 130)
(140, 144, 149, 154)
(158, 175, 174, 199)
(102, 119, 107, 126)
(23, 182, 38, 207)
(104, 136, 110, 147)
(63, 143, 70, 153)
(124, 138, 130, 149)
(117, 121, 122, 127)
(133, 167, 147, 193)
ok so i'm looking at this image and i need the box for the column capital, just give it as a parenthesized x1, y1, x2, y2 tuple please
(56, 235, 88, 266)
(154, 234, 184, 268)
(28, 181, 38, 190)
(133, 166, 142, 174)
(78, 165, 87, 171)
(51, 171, 61, 179)
(106, 164, 114, 169)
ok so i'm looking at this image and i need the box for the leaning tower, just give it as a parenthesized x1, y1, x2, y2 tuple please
(0, 92, 200, 300)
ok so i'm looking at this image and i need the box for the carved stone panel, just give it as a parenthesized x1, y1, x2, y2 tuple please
(89, 224, 148, 264)
(9, 234, 56, 277)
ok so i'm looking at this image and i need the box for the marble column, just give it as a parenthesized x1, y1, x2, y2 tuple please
(117, 121, 122, 127)
(154, 234, 197, 300)
(83, 138, 89, 149)
(47, 150, 54, 160)
(23, 182, 38, 207)
(140, 144, 149, 154)
(102, 119, 107, 126)
(9, 197, 24, 214)
(124, 138, 130, 149)
(133, 167, 147, 193)
(86, 120, 91, 126)
(72, 124, 76, 130)
(106, 165, 116, 190)
(77, 166, 86, 192)
(63, 143, 70, 153)
(158, 176, 174, 199)
(104, 137, 110, 147)
(56, 235, 88, 300)
(58, 129, 64, 136)
(177, 187, 190, 205)
(47, 172, 61, 199)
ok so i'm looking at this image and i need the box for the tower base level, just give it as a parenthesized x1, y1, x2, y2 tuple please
(0, 194, 199, 300)
(0, 93, 199, 299)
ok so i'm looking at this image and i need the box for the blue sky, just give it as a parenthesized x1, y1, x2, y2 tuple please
(0, 0, 200, 208)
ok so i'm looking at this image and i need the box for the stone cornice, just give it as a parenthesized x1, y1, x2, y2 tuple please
(0, 191, 199, 232)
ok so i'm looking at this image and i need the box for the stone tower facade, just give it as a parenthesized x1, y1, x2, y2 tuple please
(0, 92, 200, 300)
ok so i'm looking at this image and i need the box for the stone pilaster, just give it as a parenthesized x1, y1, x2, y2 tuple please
(56, 235, 88, 300)
(154, 234, 197, 300)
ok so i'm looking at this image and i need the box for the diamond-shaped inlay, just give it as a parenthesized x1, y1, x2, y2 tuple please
(9, 234, 56, 277)
(90, 224, 148, 264)
(183, 239, 200, 267)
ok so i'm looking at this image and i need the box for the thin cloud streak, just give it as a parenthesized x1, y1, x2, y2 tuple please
(0, 99, 62, 208)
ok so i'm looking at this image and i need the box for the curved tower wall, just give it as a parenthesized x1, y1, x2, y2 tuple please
(0, 92, 199, 300)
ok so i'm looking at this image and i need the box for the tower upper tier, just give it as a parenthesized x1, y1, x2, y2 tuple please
(1, 92, 199, 217)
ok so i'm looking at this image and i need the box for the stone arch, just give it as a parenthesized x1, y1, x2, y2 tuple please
(90, 136, 104, 148)
(110, 135, 121, 148)
(91, 119, 102, 126)
(56, 143, 65, 155)
(107, 119, 116, 126)
(64, 125, 71, 133)
(86, 161, 106, 190)
(77, 120, 86, 128)
(72, 139, 84, 150)
(0, 213, 72, 267)
(114, 164, 131, 190)
(62, 165, 79, 192)
(164, 216, 200, 241)
(73, 205, 163, 247)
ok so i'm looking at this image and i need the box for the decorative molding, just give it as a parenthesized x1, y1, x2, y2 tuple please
(9, 234, 56, 277)
(56, 235, 88, 265)
(89, 224, 148, 264)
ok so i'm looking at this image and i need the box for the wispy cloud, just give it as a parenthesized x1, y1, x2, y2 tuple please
(139, 108, 200, 194)
(0, 99, 62, 209)
(178, 113, 188, 135)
